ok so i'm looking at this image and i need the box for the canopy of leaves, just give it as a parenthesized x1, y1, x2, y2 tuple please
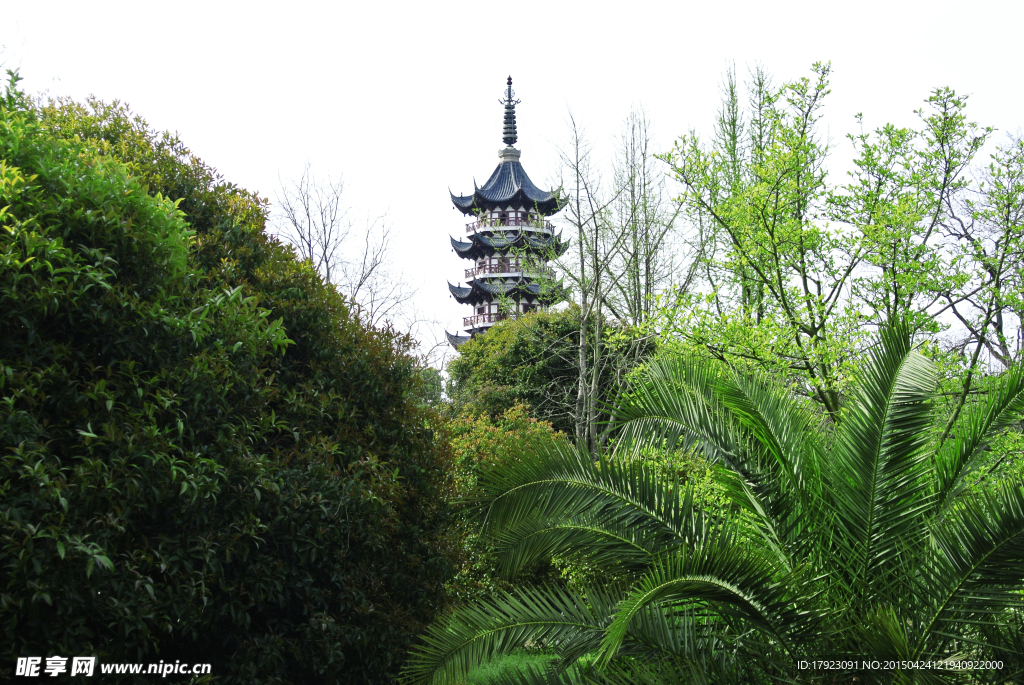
(448, 307, 650, 437)
(448, 309, 580, 435)
(657, 64, 1023, 421)
(442, 404, 565, 605)
(1, 76, 453, 684)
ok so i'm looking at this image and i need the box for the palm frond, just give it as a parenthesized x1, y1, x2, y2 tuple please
(475, 442, 716, 572)
(827, 323, 937, 598)
(399, 584, 607, 685)
(487, 663, 582, 685)
(711, 369, 830, 566)
(492, 516, 655, 579)
(612, 354, 741, 465)
(913, 484, 1024, 662)
(933, 363, 1024, 514)
(594, 528, 822, 667)
(613, 354, 833, 570)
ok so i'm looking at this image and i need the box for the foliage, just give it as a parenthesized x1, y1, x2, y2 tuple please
(400, 323, 1024, 684)
(447, 307, 651, 438)
(464, 649, 555, 685)
(657, 63, 1023, 420)
(414, 367, 444, 409)
(1, 75, 453, 683)
(659, 63, 857, 416)
(448, 309, 579, 435)
(442, 404, 564, 605)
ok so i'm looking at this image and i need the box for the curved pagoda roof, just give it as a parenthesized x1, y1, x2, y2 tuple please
(450, 77, 562, 217)
(450, 150, 561, 216)
(447, 279, 565, 307)
(450, 230, 569, 261)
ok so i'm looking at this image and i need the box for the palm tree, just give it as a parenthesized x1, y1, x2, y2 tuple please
(401, 325, 1024, 684)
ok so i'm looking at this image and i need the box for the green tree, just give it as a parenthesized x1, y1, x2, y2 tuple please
(401, 323, 1024, 684)
(447, 308, 581, 435)
(2, 76, 453, 683)
(657, 65, 1019, 422)
(661, 63, 859, 418)
(441, 404, 564, 605)
(447, 307, 650, 439)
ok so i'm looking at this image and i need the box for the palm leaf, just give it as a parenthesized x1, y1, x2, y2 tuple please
(826, 322, 937, 600)
(399, 584, 608, 685)
(933, 363, 1024, 514)
(612, 354, 742, 466)
(613, 353, 829, 569)
(475, 442, 716, 574)
(711, 369, 829, 566)
(594, 527, 822, 668)
(912, 484, 1024, 662)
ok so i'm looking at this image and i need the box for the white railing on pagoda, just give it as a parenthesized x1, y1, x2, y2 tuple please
(464, 261, 556, 279)
(465, 217, 554, 233)
(463, 312, 514, 328)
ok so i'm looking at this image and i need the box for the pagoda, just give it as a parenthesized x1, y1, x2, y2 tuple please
(446, 77, 568, 348)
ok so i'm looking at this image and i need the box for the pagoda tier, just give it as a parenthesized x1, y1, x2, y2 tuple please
(449, 230, 569, 261)
(449, 147, 561, 216)
(447, 279, 566, 307)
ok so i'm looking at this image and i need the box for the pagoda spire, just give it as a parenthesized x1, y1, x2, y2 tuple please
(501, 76, 520, 146)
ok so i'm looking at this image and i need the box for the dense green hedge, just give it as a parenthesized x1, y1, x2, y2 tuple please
(1, 76, 453, 683)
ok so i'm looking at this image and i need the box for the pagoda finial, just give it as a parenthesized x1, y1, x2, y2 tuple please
(501, 75, 520, 146)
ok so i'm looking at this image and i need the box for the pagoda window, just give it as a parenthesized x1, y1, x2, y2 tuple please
(498, 211, 508, 226)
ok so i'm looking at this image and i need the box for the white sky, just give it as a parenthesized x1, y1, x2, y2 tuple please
(4, 0, 1023, 363)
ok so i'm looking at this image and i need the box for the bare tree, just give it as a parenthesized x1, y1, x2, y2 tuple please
(335, 215, 418, 329)
(276, 164, 348, 284)
(555, 114, 630, 451)
(274, 164, 417, 329)
(607, 107, 682, 326)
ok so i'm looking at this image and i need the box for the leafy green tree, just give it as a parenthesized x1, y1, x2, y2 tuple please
(661, 63, 859, 417)
(414, 367, 444, 408)
(448, 308, 582, 436)
(657, 64, 1021, 422)
(401, 323, 1024, 684)
(447, 307, 651, 440)
(441, 404, 564, 605)
(2, 76, 453, 683)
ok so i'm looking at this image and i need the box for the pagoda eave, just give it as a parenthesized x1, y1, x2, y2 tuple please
(451, 187, 562, 216)
(450, 232, 569, 261)
(446, 331, 472, 348)
(449, 278, 566, 306)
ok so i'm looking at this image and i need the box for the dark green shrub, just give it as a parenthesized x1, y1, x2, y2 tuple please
(441, 404, 564, 604)
(1, 76, 453, 684)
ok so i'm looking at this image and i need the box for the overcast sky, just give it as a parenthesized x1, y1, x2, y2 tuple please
(4, 0, 1022, 363)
